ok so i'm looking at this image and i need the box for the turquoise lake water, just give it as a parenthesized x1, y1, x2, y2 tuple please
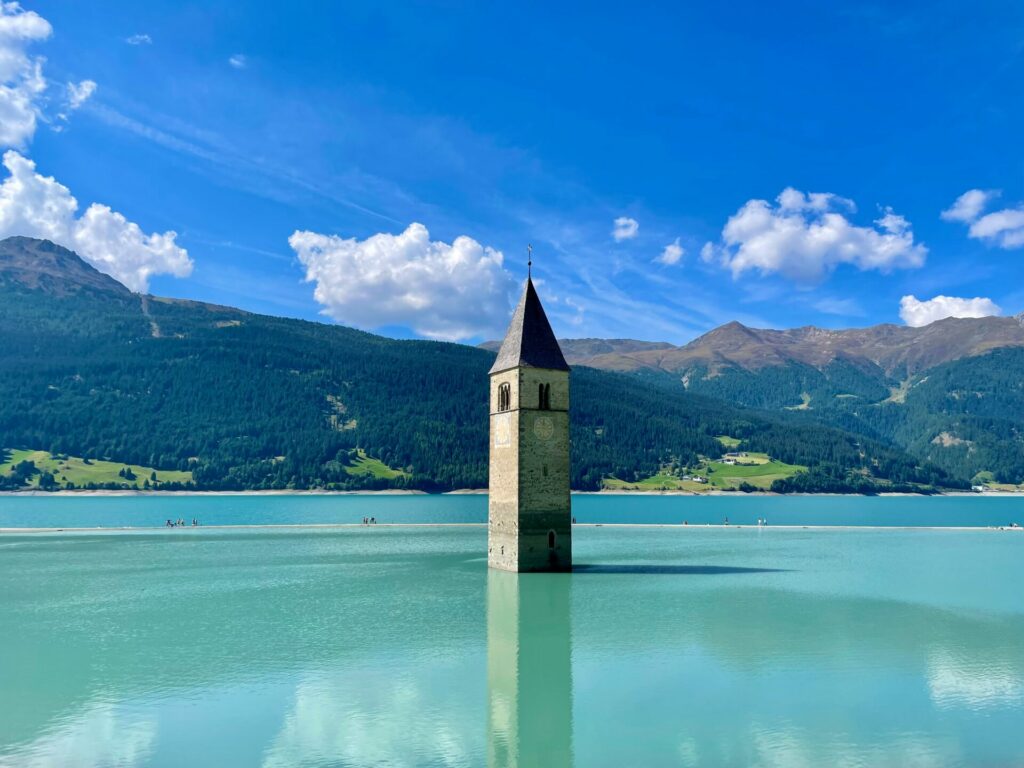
(1, 498, 1023, 767)
(2, 492, 1024, 528)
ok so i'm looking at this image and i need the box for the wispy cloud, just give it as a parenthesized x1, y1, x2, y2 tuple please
(67, 79, 97, 110)
(942, 189, 1024, 249)
(813, 296, 866, 317)
(125, 33, 152, 45)
(88, 100, 403, 225)
(228, 54, 247, 69)
(538, 234, 770, 341)
(941, 189, 997, 224)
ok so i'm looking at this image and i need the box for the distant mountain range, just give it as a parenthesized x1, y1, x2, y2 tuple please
(486, 311, 1024, 487)
(489, 316, 1024, 377)
(1, 235, 1021, 493)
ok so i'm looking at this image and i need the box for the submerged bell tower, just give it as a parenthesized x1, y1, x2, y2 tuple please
(488, 257, 571, 572)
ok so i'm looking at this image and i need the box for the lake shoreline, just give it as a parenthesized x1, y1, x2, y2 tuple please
(1, 489, 1021, 498)
(2, 521, 1022, 534)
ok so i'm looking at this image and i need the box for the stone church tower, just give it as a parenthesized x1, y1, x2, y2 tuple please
(488, 276, 571, 572)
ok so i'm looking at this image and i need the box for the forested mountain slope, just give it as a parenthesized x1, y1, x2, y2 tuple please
(507, 315, 1024, 484)
(0, 237, 956, 492)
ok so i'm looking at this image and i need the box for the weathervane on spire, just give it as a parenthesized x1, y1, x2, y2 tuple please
(527, 244, 533, 279)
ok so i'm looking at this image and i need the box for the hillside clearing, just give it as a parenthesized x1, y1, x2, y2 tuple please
(1, 449, 193, 489)
(344, 450, 408, 480)
(705, 453, 806, 489)
(604, 450, 805, 492)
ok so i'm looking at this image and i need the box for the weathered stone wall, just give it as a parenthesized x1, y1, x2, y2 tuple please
(519, 367, 569, 412)
(488, 366, 572, 572)
(489, 369, 521, 571)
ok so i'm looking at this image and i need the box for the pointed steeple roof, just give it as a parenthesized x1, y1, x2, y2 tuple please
(489, 278, 570, 375)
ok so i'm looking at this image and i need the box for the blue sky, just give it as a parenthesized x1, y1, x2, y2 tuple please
(4, 0, 1024, 343)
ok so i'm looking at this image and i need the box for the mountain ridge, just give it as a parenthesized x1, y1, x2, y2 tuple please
(0, 236, 132, 298)
(10, 235, 1019, 377)
(0, 236, 964, 492)
(519, 314, 1024, 379)
(534, 322, 1024, 487)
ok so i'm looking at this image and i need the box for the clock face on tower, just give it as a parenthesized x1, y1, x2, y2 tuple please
(533, 416, 554, 442)
(494, 412, 512, 448)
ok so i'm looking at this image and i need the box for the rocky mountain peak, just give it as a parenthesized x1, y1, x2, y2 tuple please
(0, 236, 131, 297)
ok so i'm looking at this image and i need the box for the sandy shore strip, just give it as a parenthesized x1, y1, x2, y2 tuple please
(1, 523, 1021, 534)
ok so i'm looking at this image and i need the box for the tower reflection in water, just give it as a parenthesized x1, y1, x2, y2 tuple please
(487, 569, 573, 768)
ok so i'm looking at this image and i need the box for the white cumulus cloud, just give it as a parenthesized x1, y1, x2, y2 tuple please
(66, 79, 96, 110)
(611, 216, 638, 242)
(0, 1, 52, 148)
(0, 150, 192, 291)
(704, 187, 927, 281)
(899, 294, 1001, 327)
(125, 33, 151, 45)
(289, 222, 516, 341)
(942, 188, 1024, 249)
(656, 237, 684, 265)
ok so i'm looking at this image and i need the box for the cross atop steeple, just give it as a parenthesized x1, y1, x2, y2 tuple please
(489, 277, 569, 375)
(527, 244, 532, 279)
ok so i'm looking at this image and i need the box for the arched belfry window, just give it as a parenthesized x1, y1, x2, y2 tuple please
(498, 383, 511, 412)
(539, 383, 551, 410)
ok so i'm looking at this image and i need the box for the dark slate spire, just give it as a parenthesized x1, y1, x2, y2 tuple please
(489, 278, 570, 374)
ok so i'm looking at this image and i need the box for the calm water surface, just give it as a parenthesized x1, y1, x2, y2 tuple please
(1, 493, 1024, 528)
(1, 501, 1022, 767)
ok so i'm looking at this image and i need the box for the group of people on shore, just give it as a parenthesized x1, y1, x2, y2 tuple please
(165, 518, 198, 527)
(677, 518, 768, 526)
(361, 517, 377, 525)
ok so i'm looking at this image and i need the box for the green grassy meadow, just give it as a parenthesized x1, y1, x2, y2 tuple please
(704, 453, 806, 489)
(603, 473, 710, 492)
(343, 450, 408, 480)
(603, 437, 805, 492)
(0, 449, 193, 490)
